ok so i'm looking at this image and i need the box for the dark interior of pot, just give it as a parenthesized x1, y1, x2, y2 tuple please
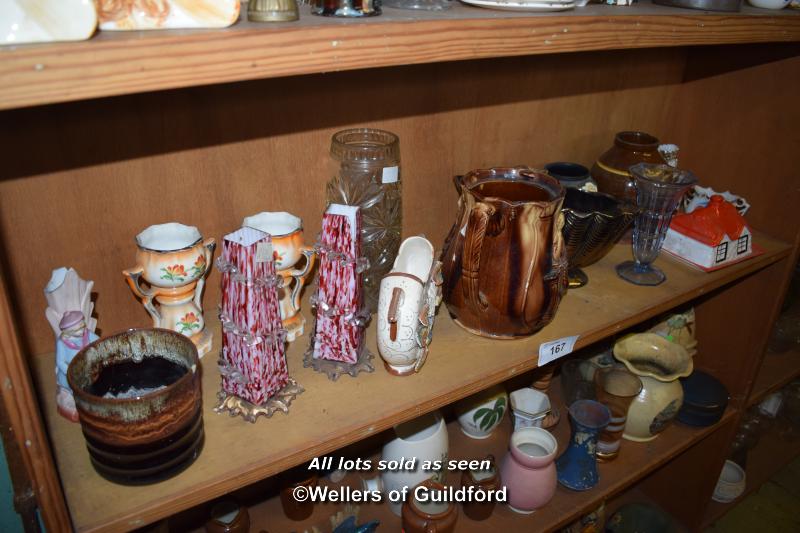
(67, 328, 203, 485)
(461, 167, 563, 203)
(563, 188, 626, 216)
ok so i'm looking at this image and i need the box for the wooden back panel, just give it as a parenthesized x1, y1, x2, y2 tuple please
(0, 47, 685, 356)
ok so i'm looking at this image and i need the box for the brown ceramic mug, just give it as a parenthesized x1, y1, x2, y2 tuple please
(460, 455, 501, 521)
(402, 479, 458, 533)
(279, 466, 318, 521)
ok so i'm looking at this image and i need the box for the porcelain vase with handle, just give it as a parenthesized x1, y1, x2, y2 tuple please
(242, 212, 316, 342)
(123, 223, 216, 357)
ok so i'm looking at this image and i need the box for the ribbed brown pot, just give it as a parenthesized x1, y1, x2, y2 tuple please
(441, 167, 568, 338)
(67, 328, 203, 485)
(591, 131, 666, 203)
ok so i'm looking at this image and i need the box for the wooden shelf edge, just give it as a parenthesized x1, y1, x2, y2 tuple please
(1, 3, 800, 111)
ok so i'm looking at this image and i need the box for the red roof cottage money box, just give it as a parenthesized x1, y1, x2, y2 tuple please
(662, 195, 756, 271)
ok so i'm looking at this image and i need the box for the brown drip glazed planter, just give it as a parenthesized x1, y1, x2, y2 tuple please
(591, 131, 666, 203)
(67, 328, 203, 485)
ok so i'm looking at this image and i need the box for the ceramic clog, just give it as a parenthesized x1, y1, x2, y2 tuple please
(377, 236, 443, 376)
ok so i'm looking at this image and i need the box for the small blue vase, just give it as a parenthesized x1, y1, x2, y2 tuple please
(556, 399, 611, 491)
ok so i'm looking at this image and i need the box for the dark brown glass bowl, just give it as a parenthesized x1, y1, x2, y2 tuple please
(67, 328, 203, 485)
(562, 189, 636, 287)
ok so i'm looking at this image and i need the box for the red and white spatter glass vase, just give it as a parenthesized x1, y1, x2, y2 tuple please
(306, 204, 373, 380)
(215, 227, 303, 422)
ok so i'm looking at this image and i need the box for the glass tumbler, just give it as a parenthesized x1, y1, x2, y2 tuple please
(616, 163, 697, 286)
(326, 128, 401, 313)
(595, 367, 642, 462)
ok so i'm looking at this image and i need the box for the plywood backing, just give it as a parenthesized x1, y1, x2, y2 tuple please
(0, 47, 686, 357)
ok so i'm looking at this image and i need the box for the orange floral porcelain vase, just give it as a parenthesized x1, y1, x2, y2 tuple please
(123, 223, 216, 357)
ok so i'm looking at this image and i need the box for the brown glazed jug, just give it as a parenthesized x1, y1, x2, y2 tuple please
(401, 479, 458, 533)
(590, 131, 666, 203)
(441, 167, 568, 338)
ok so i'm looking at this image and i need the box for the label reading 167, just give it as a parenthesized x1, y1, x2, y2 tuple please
(537, 335, 580, 366)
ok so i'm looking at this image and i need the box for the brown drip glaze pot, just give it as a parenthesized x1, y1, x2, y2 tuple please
(590, 131, 666, 203)
(67, 328, 203, 485)
(460, 454, 501, 521)
(441, 167, 568, 338)
(402, 479, 458, 533)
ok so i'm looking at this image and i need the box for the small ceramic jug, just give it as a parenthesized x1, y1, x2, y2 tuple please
(377, 236, 443, 375)
(242, 212, 316, 342)
(461, 454, 501, 521)
(279, 466, 318, 521)
(614, 333, 693, 442)
(455, 385, 507, 439)
(401, 479, 458, 533)
(123, 223, 216, 357)
(381, 411, 449, 516)
(556, 400, 611, 491)
(500, 426, 558, 514)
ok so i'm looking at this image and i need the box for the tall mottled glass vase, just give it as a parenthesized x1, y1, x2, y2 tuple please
(616, 163, 697, 286)
(327, 128, 401, 313)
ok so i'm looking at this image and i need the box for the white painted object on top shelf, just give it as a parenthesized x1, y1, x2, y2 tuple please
(97, 0, 240, 31)
(1, 0, 97, 45)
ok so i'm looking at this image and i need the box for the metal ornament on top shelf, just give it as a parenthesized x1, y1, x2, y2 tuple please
(215, 226, 303, 423)
(304, 204, 375, 381)
(248, 0, 300, 22)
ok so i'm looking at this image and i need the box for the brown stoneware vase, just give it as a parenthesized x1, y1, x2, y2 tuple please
(402, 479, 458, 533)
(591, 131, 666, 203)
(461, 454, 501, 521)
(441, 167, 568, 338)
(279, 466, 318, 521)
(67, 328, 203, 485)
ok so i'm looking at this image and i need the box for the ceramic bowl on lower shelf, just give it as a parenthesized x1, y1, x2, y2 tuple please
(712, 460, 746, 503)
(455, 385, 507, 439)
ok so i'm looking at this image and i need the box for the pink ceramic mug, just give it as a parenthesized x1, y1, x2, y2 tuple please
(500, 426, 558, 514)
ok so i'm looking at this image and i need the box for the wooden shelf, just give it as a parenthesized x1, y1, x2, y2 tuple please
(31, 233, 790, 532)
(2, 1, 799, 111)
(748, 348, 800, 407)
(703, 424, 800, 528)
(223, 381, 732, 532)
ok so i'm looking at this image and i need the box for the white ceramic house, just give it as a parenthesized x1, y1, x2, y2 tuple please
(663, 195, 753, 270)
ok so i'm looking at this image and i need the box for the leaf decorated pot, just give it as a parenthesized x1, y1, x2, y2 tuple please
(455, 386, 508, 439)
(613, 333, 693, 442)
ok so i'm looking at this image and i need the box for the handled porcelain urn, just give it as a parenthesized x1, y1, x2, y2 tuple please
(242, 211, 316, 342)
(441, 167, 568, 338)
(123, 223, 216, 357)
